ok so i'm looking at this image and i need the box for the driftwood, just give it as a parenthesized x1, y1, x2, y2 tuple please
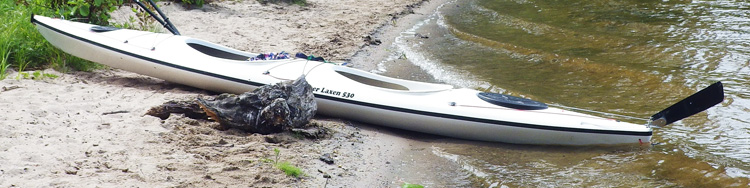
(146, 76, 317, 134)
(146, 100, 209, 120)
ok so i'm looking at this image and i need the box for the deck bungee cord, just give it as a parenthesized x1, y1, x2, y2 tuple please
(545, 103, 651, 122)
(455, 104, 617, 122)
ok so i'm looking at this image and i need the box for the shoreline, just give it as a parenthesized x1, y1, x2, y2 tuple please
(350, 0, 451, 84)
(1, 0, 463, 187)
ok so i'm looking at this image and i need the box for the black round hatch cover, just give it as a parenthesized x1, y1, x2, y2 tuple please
(477, 92, 548, 110)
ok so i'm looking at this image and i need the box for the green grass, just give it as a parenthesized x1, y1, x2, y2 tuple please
(275, 161, 303, 178)
(264, 148, 305, 178)
(0, 0, 236, 80)
(0, 39, 11, 80)
(0, 0, 108, 80)
(402, 182, 425, 188)
(17, 70, 59, 80)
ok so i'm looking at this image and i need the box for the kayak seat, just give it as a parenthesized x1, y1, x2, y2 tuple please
(477, 93, 548, 110)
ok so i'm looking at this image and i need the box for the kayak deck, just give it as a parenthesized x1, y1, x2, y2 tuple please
(31, 15, 653, 145)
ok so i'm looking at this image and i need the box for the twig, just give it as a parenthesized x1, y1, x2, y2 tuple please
(1, 86, 21, 92)
(102, 110, 130, 115)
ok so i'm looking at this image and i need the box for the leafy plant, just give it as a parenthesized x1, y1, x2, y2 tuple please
(56, 0, 124, 25)
(44, 72, 60, 79)
(17, 70, 58, 80)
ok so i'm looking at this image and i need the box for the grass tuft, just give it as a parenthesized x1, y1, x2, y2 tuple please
(402, 182, 425, 188)
(275, 161, 303, 178)
(266, 148, 305, 178)
(0, 40, 11, 80)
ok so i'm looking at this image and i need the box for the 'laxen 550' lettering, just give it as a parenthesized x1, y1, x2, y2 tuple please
(312, 87, 355, 99)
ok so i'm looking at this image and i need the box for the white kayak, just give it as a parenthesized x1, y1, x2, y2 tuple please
(32, 15, 657, 145)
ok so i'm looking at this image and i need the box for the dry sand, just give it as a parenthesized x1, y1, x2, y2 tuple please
(111, 0, 428, 61)
(1, 0, 456, 187)
(0, 69, 397, 187)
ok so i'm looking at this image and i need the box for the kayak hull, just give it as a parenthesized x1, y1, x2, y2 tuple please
(32, 15, 652, 145)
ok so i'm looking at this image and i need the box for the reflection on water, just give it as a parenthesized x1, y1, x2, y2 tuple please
(429, 140, 749, 187)
(382, 0, 750, 186)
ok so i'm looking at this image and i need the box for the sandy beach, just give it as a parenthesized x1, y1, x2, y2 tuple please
(1, 0, 455, 187)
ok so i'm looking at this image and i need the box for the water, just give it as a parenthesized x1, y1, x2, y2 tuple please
(378, 0, 750, 186)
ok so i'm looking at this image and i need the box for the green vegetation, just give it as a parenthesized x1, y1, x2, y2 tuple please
(275, 161, 303, 178)
(176, 0, 206, 8)
(0, 0, 120, 80)
(0, 0, 226, 79)
(273, 148, 281, 164)
(53, 0, 124, 26)
(18, 70, 59, 80)
(117, 0, 166, 32)
(263, 148, 305, 178)
(0, 39, 11, 80)
(401, 182, 425, 188)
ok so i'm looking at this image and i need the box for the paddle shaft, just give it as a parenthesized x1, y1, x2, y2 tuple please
(145, 0, 180, 35)
(133, 0, 180, 35)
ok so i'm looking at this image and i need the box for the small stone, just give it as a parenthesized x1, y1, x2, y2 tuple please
(364, 35, 382, 45)
(64, 167, 78, 175)
(290, 127, 329, 139)
(415, 33, 429, 39)
(265, 135, 282, 143)
(320, 153, 335, 164)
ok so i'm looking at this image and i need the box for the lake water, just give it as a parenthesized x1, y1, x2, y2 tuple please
(376, 0, 750, 186)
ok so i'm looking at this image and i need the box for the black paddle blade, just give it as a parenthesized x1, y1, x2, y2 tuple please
(649, 81, 724, 127)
